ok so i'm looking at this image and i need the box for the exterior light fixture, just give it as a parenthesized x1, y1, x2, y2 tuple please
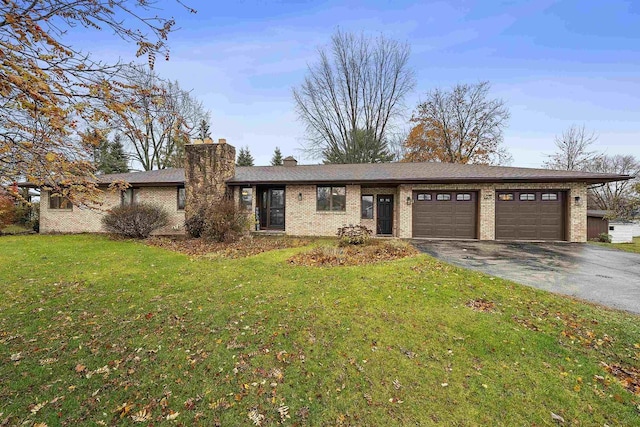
(574, 196, 581, 204)
(298, 192, 303, 201)
(406, 196, 412, 205)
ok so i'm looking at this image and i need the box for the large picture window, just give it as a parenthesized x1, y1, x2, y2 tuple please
(177, 187, 186, 210)
(317, 186, 346, 211)
(361, 195, 374, 219)
(49, 194, 72, 210)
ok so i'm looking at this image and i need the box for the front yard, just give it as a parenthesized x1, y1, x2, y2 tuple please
(1, 235, 639, 425)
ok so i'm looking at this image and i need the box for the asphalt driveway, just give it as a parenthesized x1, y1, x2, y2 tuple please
(412, 240, 640, 314)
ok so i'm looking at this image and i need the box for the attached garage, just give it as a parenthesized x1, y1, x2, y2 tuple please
(412, 191, 478, 239)
(495, 190, 566, 241)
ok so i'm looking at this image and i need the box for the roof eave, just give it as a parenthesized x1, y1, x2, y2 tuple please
(227, 175, 631, 186)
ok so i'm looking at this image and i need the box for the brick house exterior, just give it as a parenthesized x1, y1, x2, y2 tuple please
(37, 140, 630, 242)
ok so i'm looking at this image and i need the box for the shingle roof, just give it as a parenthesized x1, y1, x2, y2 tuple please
(97, 168, 185, 186)
(94, 162, 631, 186)
(229, 162, 631, 185)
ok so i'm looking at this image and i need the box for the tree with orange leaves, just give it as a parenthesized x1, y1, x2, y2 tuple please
(0, 0, 195, 206)
(403, 81, 511, 165)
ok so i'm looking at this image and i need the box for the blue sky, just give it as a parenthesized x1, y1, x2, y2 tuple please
(77, 0, 639, 167)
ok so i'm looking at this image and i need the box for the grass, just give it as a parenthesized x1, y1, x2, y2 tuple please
(0, 224, 30, 235)
(591, 236, 640, 254)
(0, 235, 639, 426)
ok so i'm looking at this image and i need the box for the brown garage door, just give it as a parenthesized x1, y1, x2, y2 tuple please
(495, 190, 566, 241)
(412, 191, 477, 239)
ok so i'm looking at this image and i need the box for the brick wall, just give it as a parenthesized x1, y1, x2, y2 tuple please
(284, 184, 361, 236)
(40, 186, 186, 235)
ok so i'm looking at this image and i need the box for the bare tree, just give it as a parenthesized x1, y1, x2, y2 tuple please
(587, 154, 639, 218)
(403, 81, 511, 165)
(293, 29, 415, 164)
(544, 125, 599, 170)
(116, 65, 210, 170)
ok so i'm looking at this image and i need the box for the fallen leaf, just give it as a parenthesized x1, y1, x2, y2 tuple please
(551, 412, 565, 423)
(131, 408, 151, 422)
(30, 401, 48, 414)
(166, 411, 180, 421)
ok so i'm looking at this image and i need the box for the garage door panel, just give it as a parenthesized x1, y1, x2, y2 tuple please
(412, 191, 477, 239)
(495, 191, 565, 241)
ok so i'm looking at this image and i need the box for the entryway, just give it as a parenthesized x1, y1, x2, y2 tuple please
(257, 187, 285, 230)
(377, 195, 393, 235)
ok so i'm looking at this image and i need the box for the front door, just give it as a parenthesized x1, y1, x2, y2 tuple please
(377, 195, 393, 235)
(259, 188, 285, 230)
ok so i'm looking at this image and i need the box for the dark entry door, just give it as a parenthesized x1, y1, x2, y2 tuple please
(268, 188, 285, 229)
(377, 195, 393, 235)
(259, 188, 285, 230)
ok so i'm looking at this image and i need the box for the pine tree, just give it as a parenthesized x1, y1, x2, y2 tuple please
(108, 135, 129, 173)
(236, 146, 255, 166)
(197, 119, 211, 140)
(271, 147, 284, 166)
(93, 132, 129, 174)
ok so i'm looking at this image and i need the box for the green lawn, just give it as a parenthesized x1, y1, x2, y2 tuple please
(592, 236, 640, 254)
(0, 224, 30, 235)
(1, 235, 639, 426)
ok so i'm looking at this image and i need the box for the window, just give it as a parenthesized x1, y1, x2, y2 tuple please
(121, 188, 137, 206)
(416, 193, 431, 201)
(541, 193, 558, 201)
(519, 193, 536, 201)
(317, 186, 346, 211)
(177, 186, 186, 210)
(456, 193, 472, 201)
(498, 193, 514, 201)
(240, 187, 253, 210)
(48, 194, 72, 210)
(436, 193, 451, 201)
(361, 195, 374, 219)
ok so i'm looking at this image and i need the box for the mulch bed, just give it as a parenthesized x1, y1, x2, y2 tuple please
(145, 236, 310, 258)
(287, 240, 418, 267)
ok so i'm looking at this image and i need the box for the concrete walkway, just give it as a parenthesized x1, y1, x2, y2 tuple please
(412, 240, 640, 314)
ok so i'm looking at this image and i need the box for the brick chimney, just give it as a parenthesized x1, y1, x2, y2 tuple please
(283, 156, 297, 167)
(184, 139, 236, 219)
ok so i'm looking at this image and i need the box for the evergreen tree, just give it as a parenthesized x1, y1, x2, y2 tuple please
(108, 135, 130, 173)
(236, 146, 255, 166)
(323, 128, 394, 164)
(93, 132, 129, 174)
(197, 119, 211, 140)
(271, 147, 284, 166)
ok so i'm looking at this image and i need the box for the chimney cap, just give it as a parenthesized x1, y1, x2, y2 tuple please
(218, 138, 227, 144)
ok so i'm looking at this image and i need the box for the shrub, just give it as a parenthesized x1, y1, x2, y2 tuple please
(102, 203, 169, 238)
(337, 224, 372, 246)
(201, 198, 250, 243)
(597, 232, 612, 243)
(184, 210, 206, 238)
